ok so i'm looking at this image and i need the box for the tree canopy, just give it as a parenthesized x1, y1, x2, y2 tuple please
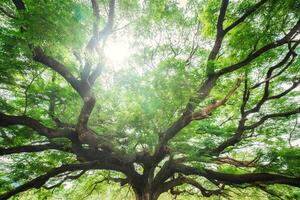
(0, 0, 300, 199)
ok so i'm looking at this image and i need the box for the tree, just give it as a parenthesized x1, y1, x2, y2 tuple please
(0, 0, 299, 199)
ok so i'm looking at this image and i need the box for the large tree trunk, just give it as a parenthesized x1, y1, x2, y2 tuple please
(134, 191, 158, 200)
(133, 186, 160, 200)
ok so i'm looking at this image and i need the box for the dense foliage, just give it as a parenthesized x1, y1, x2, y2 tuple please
(0, 0, 299, 199)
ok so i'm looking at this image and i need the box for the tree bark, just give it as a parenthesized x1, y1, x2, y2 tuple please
(134, 190, 158, 200)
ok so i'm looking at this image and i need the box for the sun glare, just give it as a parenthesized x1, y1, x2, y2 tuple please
(103, 38, 132, 69)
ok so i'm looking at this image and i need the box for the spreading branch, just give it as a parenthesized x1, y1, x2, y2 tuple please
(32, 48, 83, 97)
(223, 0, 268, 33)
(217, 19, 300, 76)
(86, 0, 100, 50)
(245, 45, 298, 116)
(208, 0, 268, 62)
(87, 0, 116, 49)
(216, 156, 260, 167)
(251, 41, 298, 90)
(207, 0, 229, 61)
(3, 0, 300, 199)
(98, 0, 115, 41)
(43, 170, 86, 190)
(76, 0, 116, 146)
(245, 107, 300, 130)
(153, 0, 285, 161)
(155, 176, 223, 198)
(192, 77, 242, 120)
(0, 112, 73, 138)
(0, 143, 69, 156)
(0, 161, 124, 200)
(173, 164, 300, 188)
(212, 45, 299, 154)
(155, 76, 218, 161)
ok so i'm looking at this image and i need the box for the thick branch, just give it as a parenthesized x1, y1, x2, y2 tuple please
(173, 164, 300, 188)
(204, 169, 300, 187)
(88, 63, 103, 86)
(152, 160, 175, 190)
(91, 0, 100, 19)
(98, 0, 115, 40)
(212, 123, 244, 154)
(87, 0, 116, 49)
(77, 0, 116, 146)
(11, 1, 86, 101)
(32, 48, 83, 97)
(155, 76, 218, 161)
(208, 0, 268, 64)
(0, 112, 72, 138)
(207, 0, 228, 61)
(76, 95, 101, 148)
(86, 0, 100, 50)
(0, 143, 69, 156)
(155, 177, 186, 196)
